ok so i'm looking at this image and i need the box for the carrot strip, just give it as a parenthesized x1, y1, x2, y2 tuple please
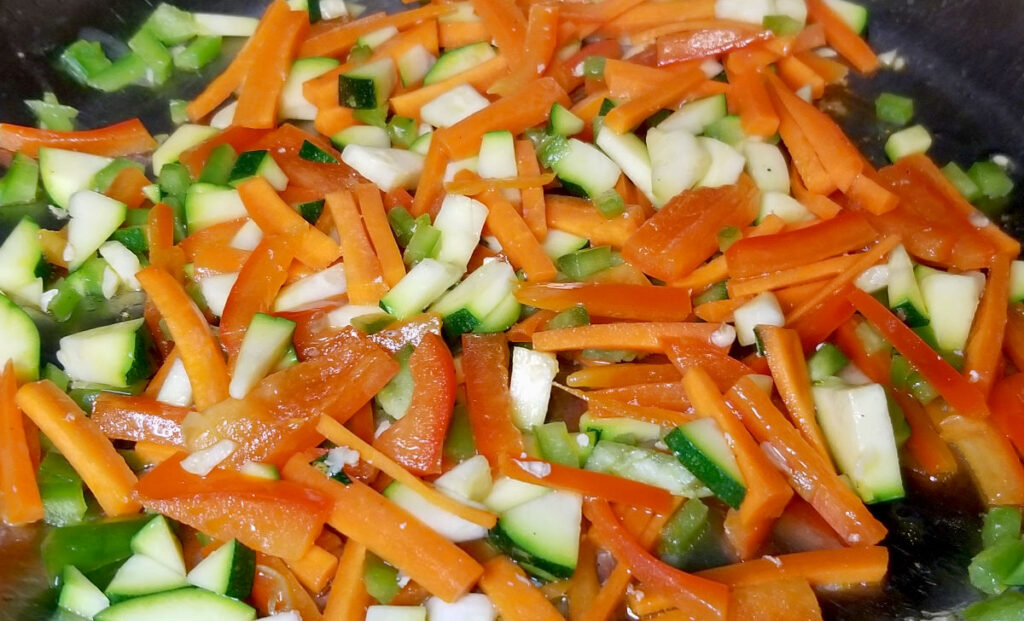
(848, 288, 991, 418)
(326, 190, 389, 304)
(252, 556, 324, 620)
(17, 381, 140, 516)
(299, 5, 451, 57)
(355, 184, 406, 288)
(137, 266, 230, 410)
(479, 556, 565, 621)
(578, 387, 695, 427)
(726, 64, 779, 137)
(594, 0, 716, 38)
(670, 255, 728, 290)
(514, 139, 547, 241)
(591, 381, 690, 411)
(603, 64, 705, 133)
(533, 322, 722, 353)
(758, 326, 832, 461)
(790, 168, 843, 219)
(964, 255, 1011, 397)
(663, 336, 752, 392)
(489, 4, 560, 97)
(238, 177, 341, 269)
(133, 440, 182, 466)
(777, 55, 826, 99)
(0, 118, 157, 157)
(727, 253, 860, 298)
(774, 90, 835, 194)
(391, 55, 508, 120)
(893, 391, 958, 480)
(462, 333, 526, 461)
(568, 363, 681, 389)
(233, 9, 308, 128)
(567, 537, 601, 621)
(435, 77, 570, 159)
(147, 202, 186, 281)
(796, 49, 850, 84)
(410, 138, 449, 217)
(939, 414, 1024, 506)
(844, 172, 900, 215)
(516, 283, 691, 321)
(286, 544, 338, 595)
(507, 309, 557, 343)
(806, 0, 879, 74)
(323, 541, 370, 621)
(546, 195, 645, 247)
(697, 546, 889, 587)
(727, 376, 888, 546)
(470, 0, 527, 64)
(0, 363, 44, 524)
(1006, 305, 1024, 371)
(282, 455, 483, 601)
(479, 189, 557, 282)
(439, 21, 489, 48)
(500, 455, 674, 513)
(444, 172, 555, 195)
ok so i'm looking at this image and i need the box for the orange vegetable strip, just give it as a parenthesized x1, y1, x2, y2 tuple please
(479, 190, 558, 282)
(435, 77, 570, 159)
(585, 498, 729, 620)
(220, 234, 297, 359)
(469, 0, 527, 64)
(186, 1, 290, 121)
(137, 266, 230, 410)
(939, 414, 1024, 506)
(252, 556, 324, 621)
(777, 55, 826, 99)
(697, 546, 889, 587)
(594, 0, 716, 37)
(790, 168, 843, 219)
(105, 167, 151, 208)
(991, 374, 1024, 457)
(566, 363, 680, 389)
(147, 203, 185, 280)
(662, 336, 753, 392)
(462, 333, 526, 461)
(326, 190, 389, 304)
(91, 393, 189, 447)
(545, 196, 645, 247)
(727, 253, 860, 298)
(410, 138, 449, 217)
(133, 441, 181, 467)
(963, 255, 1011, 397)
(500, 455, 674, 513)
(0, 118, 157, 157)
(507, 309, 557, 343)
(314, 106, 358, 136)
(282, 455, 483, 602)
(233, 9, 308, 128)
(602, 58, 674, 100)
(516, 283, 692, 321)
(893, 391, 958, 480)
(439, 21, 489, 48)
(774, 90, 836, 194)
(758, 326, 832, 461)
(603, 64, 705, 133)
(0, 363, 44, 524)
(786, 234, 901, 325)
(443, 172, 556, 196)
(692, 297, 748, 323)
(844, 172, 900, 215)
(670, 255, 729, 289)
(832, 318, 890, 385)
(143, 347, 180, 398)
(514, 139, 547, 241)
(1007, 306, 1024, 371)
(16, 381, 140, 516)
(567, 537, 601, 621)
(806, 0, 879, 73)
(726, 65, 779, 137)
(533, 322, 722, 353)
(38, 228, 68, 269)
(727, 376, 888, 546)
(286, 544, 338, 595)
(479, 556, 565, 621)
(796, 49, 849, 84)
(722, 214, 872, 278)
(324, 541, 369, 621)
(578, 388, 695, 427)
(488, 4, 560, 97)
(238, 177, 341, 270)
(391, 55, 508, 120)
(316, 415, 497, 528)
(298, 4, 450, 57)
(848, 288, 991, 418)
(355, 184, 406, 288)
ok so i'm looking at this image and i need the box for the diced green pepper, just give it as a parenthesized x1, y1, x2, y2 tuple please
(0, 152, 40, 205)
(582, 56, 605, 78)
(969, 539, 1024, 595)
(198, 144, 238, 185)
(88, 54, 149, 92)
(37, 452, 88, 527)
(41, 514, 152, 578)
(403, 217, 441, 266)
(388, 206, 417, 247)
(364, 553, 401, 604)
(25, 92, 78, 131)
(556, 246, 617, 280)
(545, 304, 590, 331)
(693, 281, 728, 306)
(658, 498, 710, 568)
(593, 189, 625, 219)
(128, 28, 174, 86)
(983, 507, 1024, 549)
(386, 115, 418, 149)
(968, 161, 1014, 200)
(762, 14, 804, 36)
(534, 421, 579, 467)
(60, 40, 113, 84)
(963, 591, 1024, 621)
(941, 162, 982, 202)
(173, 35, 223, 72)
(875, 93, 915, 126)
(443, 403, 477, 463)
(297, 200, 326, 225)
(144, 3, 199, 45)
(717, 225, 742, 252)
(807, 343, 849, 382)
(92, 158, 146, 193)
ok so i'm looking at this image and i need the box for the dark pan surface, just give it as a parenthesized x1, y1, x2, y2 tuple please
(1, 1, 1023, 619)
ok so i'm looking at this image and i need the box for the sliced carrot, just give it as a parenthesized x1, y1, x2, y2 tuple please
(590, 381, 690, 411)
(579, 387, 694, 427)
(790, 168, 843, 219)
(774, 89, 835, 194)
(238, 177, 341, 270)
(462, 333, 526, 461)
(233, 9, 307, 128)
(514, 139, 547, 241)
(507, 309, 557, 343)
(0, 362, 44, 525)
(323, 540, 370, 621)
(940, 414, 1024, 506)
(806, 0, 879, 74)
(567, 537, 601, 621)
(727, 254, 859, 298)
(489, 4, 560, 97)
(133, 440, 182, 466)
(17, 381, 140, 516)
(670, 255, 729, 289)
(663, 336, 753, 392)
(326, 190, 389, 304)
(470, 0, 527, 64)
(355, 184, 406, 288)
(796, 50, 850, 85)
(148, 202, 186, 281)
(963, 255, 1011, 397)
(546, 195, 645, 247)
(439, 21, 489, 48)
(299, 4, 451, 57)
(479, 556, 564, 621)
(479, 189, 558, 282)
(282, 454, 483, 601)
(314, 106, 357, 136)
(697, 545, 890, 587)
(844, 172, 900, 215)
(391, 55, 509, 120)
(285, 544, 338, 595)
(757, 326, 832, 461)
(691, 297, 748, 323)
(1006, 305, 1024, 372)
(435, 77, 570, 159)
(777, 55, 826, 99)
(726, 64, 779, 137)
(252, 556, 324, 620)
(602, 58, 672, 100)
(137, 266, 230, 410)
(727, 376, 888, 546)
(567, 362, 680, 388)
(603, 64, 705, 133)
(533, 322, 722, 353)
(594, 0, 716, 38)
(0, 118, 157, 157)
(410, 138, 449, 217)
(893, 391, 958, 480)
(516, 282, 692, 321)
(92, 393, 189, 447)
(444, 171, 556, 195)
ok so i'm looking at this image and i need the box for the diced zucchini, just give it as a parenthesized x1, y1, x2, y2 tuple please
(474, 291, 521, 333)
(715, 0, 776, 25)
(152, 124, 220, 176)
(885, 124, 932, 162)
(548, 103, 585, 136)
(430, 259, 516, 337)
(383, 481, 488, 542)
(185, 184, 248, 234)
(917, 268, 983, 352)
(886, 244, 929, 327)
(366, 606, 427, 621)
(432, 194, 488, 268)
(64, 190, 127, 271)
(647, 127, 710, 207)
(332, 125, 391, 148)
(194, 13, 260, 37)
(131, 515, 186, 575)
(665, 419, 746, 509)
(339, 58, 397, 109)
(420, 84, 490, 128)
(508, 346, 559, 430)
(229, 313, 296, 398)
(482, 476, 550, 513)
(743, 141, 790, 193)
(95, 587, 256, 621)
(595, 127, 655, 204)
(758, 191, 814, 223)
(99, 241, 143, 291)
(379, 258, 462, 319)
(58, 565, 110, 620)
(942, 162, 983, 202)
(273, 263, 348, 311)
(477, 130, 518, 179)
(423, 42, 496, 85)
(56, 318, 149, 388)
(733, 291, 784, 347)
(199, 272, 239, 317)
(584, 439, 711, 497)
(492, 490, 582, 580)
(186, 539, 256, 599)
(579, 412, 660, 444)
(397, 45, 436, 87)
(0, 218, 44, 301)
(545, 136, 621, 199)
(1010, 260, 1024, 304)
(541, 229, 588, 261)
(155, 356, 193, 407)
(38, 147, 113, 208)
(104, 553, 188, 602)
(658, 94, 728, 134)
(823, 0, 869, 34)
(340, 145, 425, 191)
(434, 454, 493, 503)
(228, 150, 288, 191)
(425, 594, 496, 621)
(280, 56, 340, 121)
(696, 136, 745, 188)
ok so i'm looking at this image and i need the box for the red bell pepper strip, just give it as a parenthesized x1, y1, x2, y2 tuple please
(461, 333, 526, 462)
(0, 118, 157, 157)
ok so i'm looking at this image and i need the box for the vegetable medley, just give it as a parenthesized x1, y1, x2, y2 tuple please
(0, 0, 1022, 619)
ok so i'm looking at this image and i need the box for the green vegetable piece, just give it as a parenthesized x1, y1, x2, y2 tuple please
(963, 591, 1024, 621)
(983, 507, 1024, 549)
(387, 115, 419, 149)
(172, 35, 223, 72)
(703, 115, 746, 147)
(941, 162, 982, 202)
(38, 452, 88, 527)
(354, 104, 390, 128)
(111, 226, 150, 257)
(363, 553, 401, 604)
(169, 99, 189, 125)
(198, 144, 238, 185)
(144, 3, 199, 45)
(593, 189, 625, 219)
(581, 349, 637, 362)
(388, 206, 417, 247)
(443, 403, 477, 463)
(128, 28, 174, 86)
(158, 162, 193, 200)
(297, 200, 326, 225)
(556, 246, 617, 280)
(60, 40, 113, 84)
(43, 363, 71, 392)
(41, 515, 152, 578)
(693, 281, 728, 306)
(0, 152, 40, 205)
(968, 161, 1014, 200)
(545, 304, 590, 331)
(807, 343, 849, 382)
(403, 218, 441, 266)
(298, 139, 339, 164)
(762, 14, 804, 36)
(716, 225, 742, 252)
(25, 92, 78, 131)
(874, 92, 915, 126)
(92, 158, 145, 193)
(658, 498, 710, 568)
(968, 539, 1024, 595)
(88, 54, 149, 92)
(534, 421, 580, 467)
(582, 56, 605, 78)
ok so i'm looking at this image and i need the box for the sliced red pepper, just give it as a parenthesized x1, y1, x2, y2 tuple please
(461, 333, 525, 462)
(991, 373, 1024, 457)
(91, 393, 190, 447)
(657, 25, 772, 65)
(662, 335, 754, 391)
(251, 124, 360, 193)
(0, 118, 157, 157)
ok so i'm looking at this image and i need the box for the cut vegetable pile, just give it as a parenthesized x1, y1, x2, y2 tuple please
(0, 0, 1021, 619)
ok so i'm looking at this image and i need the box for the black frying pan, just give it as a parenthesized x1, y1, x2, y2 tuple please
(0, 1, 1022, 619)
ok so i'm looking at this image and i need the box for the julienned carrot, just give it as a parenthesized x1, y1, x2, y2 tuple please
(726, 63, 779, 137)
(410, 139, 449, 217)
(461, 333, 527, 461)
(603, 64, 705, 133)
(435, 77, 570, 159)
(777, 55, 826, 99)
(992, 374, 1024, 457)
(514, 140, 547, 241)
(545, 195, 645, 247)
(489, 4, 560, 97)
(187, 0, 290, 121)
(479, 190, 558, 282)
(500, 455, 674, 513)
(16, 380, 140, 516)
(237, 177, 341, 269)
(354, 184, 406, 288)
(282, 455, 483, 602)
(299, 4, 451, 57)
(774, 88, 835, 194)
(591, 381, 690, 411)
(507, 309, 557, 343)
(832, 318, 890, 385)
(469, 0, 527, 64)
(0, 118, 157, 157)
(940, 414, 1024, 506)
(444, 172, 556, 196)
(286, 544, 338, 594)
(683, 368, 793, 559)
(0, 362, 43, 525)
(533, 321, 722, 353)
(391, 55, 508, 120)
(728, 254, 860, 298)
(790, 168, 843, 219)
(323, 540, 370, 621)
(892, 391, 958, 479)
(576, 386, 694, 427)
(585, 497, 730, 620)
(844, 172, 899, 215)
(137, 266, 231, 410)
(515, 282, 692, 321)
(805, 0, 879, 74)
(233, 9, 307, 129)
(757, 326, 832, 461)
(566, 362, 680, 388)
(662, 336, 753, 392)
(964, 255, 1010, 397)
(697, 546, 889, 587)
(691, 297, 747, 323)
(313, 106, 357, 136)
(326, 190, 389, 304)
(848, 288, 991, 418)
(786, 235, 902, 325)
(567, 538, 600, 621)
(439, 21, 489, 48)
(594, 0, 716, 37)
(1006, 305, 1024, 372)
(479, 556, 565, 621)
(91, 393, 189, 447)
(602, 59, 673, 100)
(220, 235, 298, 360)
(133, 441, 182, 466)
(147, 203, 185, 280)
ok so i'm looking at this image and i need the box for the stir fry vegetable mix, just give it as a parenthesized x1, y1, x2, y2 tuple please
(0, 0, 1022, 618)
